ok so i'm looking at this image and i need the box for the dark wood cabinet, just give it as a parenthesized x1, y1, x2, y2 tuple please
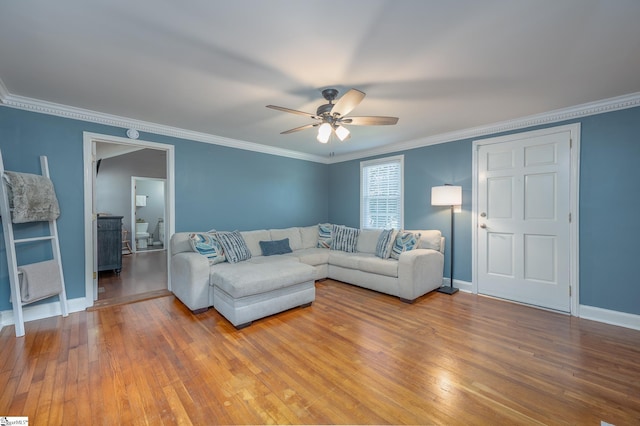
(97, 215, 123, 274)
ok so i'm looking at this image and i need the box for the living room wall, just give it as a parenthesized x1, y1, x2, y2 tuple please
(0, 106, 329, 312)
(328, 105, 640, 317)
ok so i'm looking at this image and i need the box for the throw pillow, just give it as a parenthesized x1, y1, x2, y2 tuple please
(216, 230, 252, 263)
(188, 233, 226, 264)
(331, 224, 360, 253)
(390, 231, 422, 260)
(317, 223, 333, 249)
(259, 238, 293, 256)
(375, 229, 396, 259)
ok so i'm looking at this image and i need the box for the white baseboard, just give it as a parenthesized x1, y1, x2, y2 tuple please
(445, 279, 640, 332)
(442, 278, 473, 293)
(0, 297, 87, 331)
(579, 305, 640, 331)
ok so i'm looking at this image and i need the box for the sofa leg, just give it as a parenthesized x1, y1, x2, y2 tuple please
(399, 297, 415, 304)
(299, 302, 312, 308)
(191, 307, 209, 314)
(235, 321, 252, 330)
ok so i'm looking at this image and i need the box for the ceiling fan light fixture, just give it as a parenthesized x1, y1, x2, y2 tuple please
(317, 122, 332, 143)
(335, 125, 350, 141)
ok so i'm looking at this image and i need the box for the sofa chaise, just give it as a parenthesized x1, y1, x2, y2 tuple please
(170, 225, 445, 328)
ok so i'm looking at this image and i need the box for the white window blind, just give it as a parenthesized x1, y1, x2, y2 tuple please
(360, 155, 404, 229)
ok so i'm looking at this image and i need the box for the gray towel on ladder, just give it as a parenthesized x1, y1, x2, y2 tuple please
(3, 171, 60, 223)
(18, 260, 63, 304)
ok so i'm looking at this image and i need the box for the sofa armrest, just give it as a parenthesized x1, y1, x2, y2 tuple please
(170, 252, 211, 312)
(397, 249, 444, 301)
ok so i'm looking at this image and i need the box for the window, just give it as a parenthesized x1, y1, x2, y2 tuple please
(360, 155, 404, 229)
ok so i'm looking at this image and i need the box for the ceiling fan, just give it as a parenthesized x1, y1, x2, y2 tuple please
(266, 88, 399, 143)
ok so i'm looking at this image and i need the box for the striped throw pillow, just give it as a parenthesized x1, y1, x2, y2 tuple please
(216, 230, 252, 263)
(188, 233, 226, 264)
(375, 229, 396, 259)
(390, 231, 422, 260)
(317, 223, 333, 249)
(331, 225, 360, 253)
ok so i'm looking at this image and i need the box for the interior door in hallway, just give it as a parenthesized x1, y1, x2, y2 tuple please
(477, 128, 571, 312)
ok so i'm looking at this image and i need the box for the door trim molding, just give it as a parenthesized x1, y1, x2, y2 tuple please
(82, 132, 175, 307)
(472, 123, 580, 315)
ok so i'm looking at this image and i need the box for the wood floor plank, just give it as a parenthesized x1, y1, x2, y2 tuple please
(1, 279, 640, 425)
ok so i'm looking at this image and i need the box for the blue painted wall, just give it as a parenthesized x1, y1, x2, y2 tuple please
(2, 103, 639, 316)
(0, 106, 328, 311)
(328, 106, 640, 316)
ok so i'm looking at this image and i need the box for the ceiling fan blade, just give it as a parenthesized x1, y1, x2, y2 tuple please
(343, 116, 399, 126)
(331, 89, 365, 117)
(281, 123, 318, 134)
(266, 105, 316, 119)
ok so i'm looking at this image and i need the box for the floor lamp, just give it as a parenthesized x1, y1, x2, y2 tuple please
(431, 184, 462, 295)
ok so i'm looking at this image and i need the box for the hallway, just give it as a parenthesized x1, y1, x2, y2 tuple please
(93, 250, 170, 309)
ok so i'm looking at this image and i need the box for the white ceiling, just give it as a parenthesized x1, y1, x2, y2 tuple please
(1, 0, 640, 160)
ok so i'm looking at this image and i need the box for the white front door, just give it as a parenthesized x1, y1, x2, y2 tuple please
(477, 127, 572, 312)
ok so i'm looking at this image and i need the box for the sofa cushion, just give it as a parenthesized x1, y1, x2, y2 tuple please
(211, 261, 315, 298)
(331, 225, 360, 253)
(270, 227, 303, 251)
(217, 231, 252, 263)
(375, 229, 396, 259)
(259, 238, 293, 256)
(240, 229, 271, 257)
(317, 223, 332, 248)
(291, 247, 331, 266)
(415, 230, 442, 251)
(390, 231, 421, 260)
(329, 251, 361, 269)
(300, 225, 319, 249)
(188, 232, 226, 265)
(357, 229, 383, 254)
(358, 254, 399, 278)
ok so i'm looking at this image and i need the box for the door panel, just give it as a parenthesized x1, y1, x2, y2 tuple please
(478, 130, 571, 312)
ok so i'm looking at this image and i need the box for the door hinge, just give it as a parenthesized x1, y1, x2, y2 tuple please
(570, 138, 573, 149)
(569, 212, 572, 223)
(93, 272, 97, 280)
(569, 285, 572, 297)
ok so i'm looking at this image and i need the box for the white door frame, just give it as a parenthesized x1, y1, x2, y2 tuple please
(82, 132, 175, 307)
(471, 123, 580, 316)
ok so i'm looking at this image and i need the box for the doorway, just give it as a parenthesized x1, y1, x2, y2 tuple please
(132, 177, 166, 253)
(472, 124, 580, 314)
(83, 132, 175, 308)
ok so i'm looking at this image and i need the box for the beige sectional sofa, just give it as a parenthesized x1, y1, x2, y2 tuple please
(170, 225, 445, 328)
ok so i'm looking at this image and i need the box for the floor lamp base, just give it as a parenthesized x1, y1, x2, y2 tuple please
(437, 286, 459, 295)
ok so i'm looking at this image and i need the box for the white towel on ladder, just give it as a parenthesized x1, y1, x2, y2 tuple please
(17, 260, 63, 304)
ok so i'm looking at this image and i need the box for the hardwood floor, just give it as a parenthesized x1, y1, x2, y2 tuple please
(96, 250, 169, 308)
(1, 280, 639, 425)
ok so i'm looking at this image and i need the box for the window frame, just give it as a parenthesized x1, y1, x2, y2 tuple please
(359, 155, 404, 230)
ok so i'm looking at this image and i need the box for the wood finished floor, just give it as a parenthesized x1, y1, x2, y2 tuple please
(1, 280, 639, 425)
(96, 250, 168, 307)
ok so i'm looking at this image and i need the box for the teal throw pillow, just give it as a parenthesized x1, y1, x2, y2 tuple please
(390, 231, 422, 260)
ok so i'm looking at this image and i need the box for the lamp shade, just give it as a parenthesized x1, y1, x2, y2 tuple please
(431, 185, 462, 206)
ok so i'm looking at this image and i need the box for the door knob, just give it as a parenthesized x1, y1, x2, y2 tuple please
(480, 224, 487, 229)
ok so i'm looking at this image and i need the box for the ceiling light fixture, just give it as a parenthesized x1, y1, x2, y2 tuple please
(317, 122, 332, 144)
(334, 125, 351, 142)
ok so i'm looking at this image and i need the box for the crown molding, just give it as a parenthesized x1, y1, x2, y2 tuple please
(330, 92, 640, 163)
(0, 77, 9, 103)
(1, 82, 638, 166)
(0, 92, 329, 164)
